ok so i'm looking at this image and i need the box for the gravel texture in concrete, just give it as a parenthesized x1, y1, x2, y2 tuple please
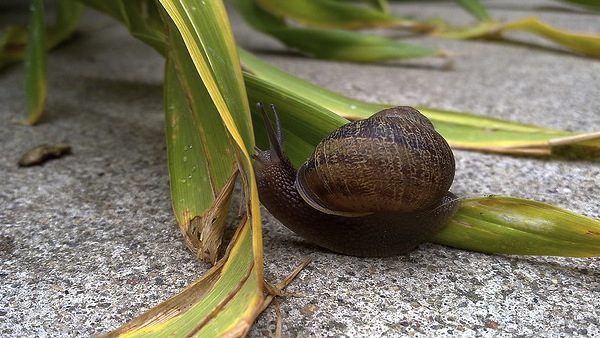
(1, 1, 599, 337)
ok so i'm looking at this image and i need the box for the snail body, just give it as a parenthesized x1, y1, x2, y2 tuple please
(253, 104, 459, 257)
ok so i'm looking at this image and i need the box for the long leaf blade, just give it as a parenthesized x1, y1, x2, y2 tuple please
(160, 1, 254, 148)
(435, 17, 600, 59)
(240, 49, 600, 159)
(158, 0, 259, 263)
(78, 0, 167, 54)
(502, 17, 600, 58)
(273, 26, 443, 62)
(554, 0, 600, 11)
(233, 0, 443, 62)
(0, 0, 82, 70)
(453, 0, 491, 20)
(256, 0, 409, 29)
(103, 0, 266, 336)
(164, 47, 237, 262)
(24, 0, 48, 124)
(430, 197, 600, 257)
(49, 0, 84, 46)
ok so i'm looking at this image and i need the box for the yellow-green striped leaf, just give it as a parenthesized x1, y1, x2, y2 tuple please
(435, 17, 600, 59)
(431, 197, 600, 257)
(106, 1, 265, 336)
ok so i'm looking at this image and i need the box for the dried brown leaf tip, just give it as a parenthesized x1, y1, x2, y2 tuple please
(18, 143, 72, 167)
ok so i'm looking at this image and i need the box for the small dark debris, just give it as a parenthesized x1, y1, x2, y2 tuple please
(18, 143, 72, 167)
(0, 236, 15, 257)
(485, 319, 500, 329)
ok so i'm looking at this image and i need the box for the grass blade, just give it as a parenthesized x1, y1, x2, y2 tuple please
(419, 107, 600, 157)
(363, 0, 390, 13)
(453, 0, 491, 20)
(435, 17, 600, 59)
(255, 0, 408, 29)
(164, 47, 237, 263)
(240, 49, 600, 159)
(501, 17, 600, 58)
(158, 0, 258, 263)
(233, 0, 443, 62)
(0, 0, 82, 70)
(430, 197, 600, 257)
(103, 0, 267, 336)
(1, 0, 82, 123)
(554, 0, 600, 11)
(50, 0, 84, 46)
(78, 0, 167, 54)
(24, 0, 48, 124)
(272, 26, 443, 62)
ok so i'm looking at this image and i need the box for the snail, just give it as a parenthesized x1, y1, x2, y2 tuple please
(252, 103, 459, 257)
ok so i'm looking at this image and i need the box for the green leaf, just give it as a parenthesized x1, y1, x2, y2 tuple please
(255, 0, 408, 29)
(0, 0, 82, 123)
(0, 0, 82, 69)
(15, 0, 83, 124)
(435, 17, 600, 59)
(164, 41, 237, 263)
(453, 0, 491, 21)
(24, 0, 48, 124)
(102, 0, 267, 336)
(430, 197, 600, 257)
(275, 26, 443, 61)
(361, 0, 390, 13)
(501, 17, 600, 58)
(51, 0, 84, 46)
(77, 0, 167, 54)
(554, 0, 600, 11)
(233, 0, 443, 62)
(419, 107, 600, 157)
(239, 49, 600, 159)
(159, 0, 258, 266)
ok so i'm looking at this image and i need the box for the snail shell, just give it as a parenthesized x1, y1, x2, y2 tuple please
(296, 107, 455, 217)
(253, 104, 459, 257)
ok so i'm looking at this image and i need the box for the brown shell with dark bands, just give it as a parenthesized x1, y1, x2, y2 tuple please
(296, 106, 455, 216)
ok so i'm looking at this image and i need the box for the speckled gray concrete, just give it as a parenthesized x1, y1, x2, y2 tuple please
(1, 1, 599, 337)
